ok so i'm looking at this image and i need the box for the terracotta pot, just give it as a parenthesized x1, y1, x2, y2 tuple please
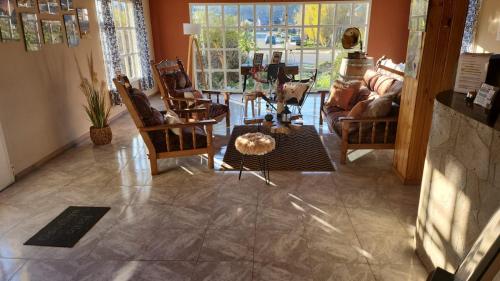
(89, 126, 112, 145)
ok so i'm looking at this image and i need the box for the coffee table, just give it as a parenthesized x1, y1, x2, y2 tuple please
(243, 113, 303, 135)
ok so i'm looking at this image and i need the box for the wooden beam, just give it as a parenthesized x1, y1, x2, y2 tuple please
(393, 0, 469, 184)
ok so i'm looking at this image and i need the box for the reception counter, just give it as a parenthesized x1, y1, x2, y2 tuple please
(416, 91, 500, 272)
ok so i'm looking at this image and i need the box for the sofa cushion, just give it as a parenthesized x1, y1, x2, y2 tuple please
(347, 99, 371, 118)
(325, 80, 359, 110)
(362, 95, 394, 118)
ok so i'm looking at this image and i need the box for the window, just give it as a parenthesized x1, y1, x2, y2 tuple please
(190, 2, 370, 91)
(98, 0, 141, 81)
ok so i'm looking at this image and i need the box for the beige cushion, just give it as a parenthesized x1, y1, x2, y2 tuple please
(362, 95, 393, 118)
(348, 99, 371, 119)
(164, 109, 183, 136)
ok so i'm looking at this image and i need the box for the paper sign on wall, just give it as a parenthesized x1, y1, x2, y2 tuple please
(454, 53, 492, 93)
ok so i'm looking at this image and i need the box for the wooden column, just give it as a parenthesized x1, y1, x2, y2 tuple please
(393, 0, 469, 184)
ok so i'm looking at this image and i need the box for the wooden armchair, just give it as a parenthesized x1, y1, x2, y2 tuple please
(113, 75, 216, 175)
(151, 59, 231, 127)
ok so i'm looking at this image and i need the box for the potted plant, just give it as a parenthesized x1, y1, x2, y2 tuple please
(76, 52, 112, 145)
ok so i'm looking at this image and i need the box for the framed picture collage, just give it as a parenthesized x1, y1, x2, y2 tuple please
(0, 0, 89, 51)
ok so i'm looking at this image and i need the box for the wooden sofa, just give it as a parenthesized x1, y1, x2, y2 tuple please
(320, 58, 405, 164)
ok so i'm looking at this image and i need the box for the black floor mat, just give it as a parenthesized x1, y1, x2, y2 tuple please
(24, 206, 110, 248)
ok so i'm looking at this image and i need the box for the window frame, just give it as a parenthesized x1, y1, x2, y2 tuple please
(189, 1, 372, 91)
(112, 0, 142, 82)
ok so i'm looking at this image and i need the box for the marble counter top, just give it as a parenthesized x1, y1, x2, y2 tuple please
(436, 91, 500, 130)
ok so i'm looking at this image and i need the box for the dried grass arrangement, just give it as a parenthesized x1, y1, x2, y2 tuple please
(76, 52, 112, 145)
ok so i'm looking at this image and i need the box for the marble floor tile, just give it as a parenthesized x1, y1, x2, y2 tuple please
(74, 261, 195, 281)
(0, 258, 25, 281)
(370, 263, 428, 281)
(210, 203, 257, 228)
(173, 186, 219, 212)
(192, 261, 253, 281)
(311, 262, 375, 281)
(254, 229, 310, 266)
(163, 205, 211, 229)
(302, 205, 354, 236)
(140, 227, 206, 261)
(131, 186, 178, 205)
(199, 227, 254, 261)
(308, 229, 368, 264)
(356, 232, 419, 265)
(10, 260, 80, 281)
(346, 207, 407, 234)
(256, 205, 305, 231)
(253, 262, 313, 281)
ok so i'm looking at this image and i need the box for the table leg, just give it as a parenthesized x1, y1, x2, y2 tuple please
(238, 156, 245, 180)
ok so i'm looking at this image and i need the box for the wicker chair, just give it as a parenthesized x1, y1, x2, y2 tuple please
(151, 59, 231, 127)
(113, 75, 216, 175)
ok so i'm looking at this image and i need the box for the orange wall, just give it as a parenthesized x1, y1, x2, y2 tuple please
(149, 0, 410, 65)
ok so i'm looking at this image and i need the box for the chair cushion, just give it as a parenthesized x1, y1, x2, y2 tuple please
(282, 81, 310, 102)
(347, 99, 371, 118)
(165, 127, 208, 152)
(209, 103, 229, 119)
(128, 88, 167, 152)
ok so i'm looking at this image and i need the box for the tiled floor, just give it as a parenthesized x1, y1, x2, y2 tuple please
(0, 94, 428, 281)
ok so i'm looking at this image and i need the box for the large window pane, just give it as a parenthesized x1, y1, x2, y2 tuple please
(239, 27, 254, 63)
(287, 4, 302, 26)
(318, 26, 334, 48)
(255, 5, 270, 26)
(191, 5, 206, 26)
(271, 5, 285, 26)
(301, 49, 316, 79)
(271, 27, 285, 49)
(224, 5, 238, 26)
(211, 72, 224, 89)
(304, 4, 319, 26)
(335, 4, 352, 25)
(317, 50, 333, 89)
(208, 27, 223, 48)
(195, 49, 208, 70)
(320, 4, 335, 25)
(303, 27, 318, 48)
(227, 72, 240, 90)
(210, 50, 224, 69)
(256, 27, 271, 49)
(225, 28, 239, 48)
(208, 5, 222, 26)
(226, 50, 239, 69)
(352, 3, 369, 25)
(240, 5, 253, 26)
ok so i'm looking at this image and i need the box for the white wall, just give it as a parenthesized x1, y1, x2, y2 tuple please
(0, 0, 155, 175)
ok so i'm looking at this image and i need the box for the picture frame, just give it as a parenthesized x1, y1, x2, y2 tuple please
(41, 19, 63, 44)
(63, 14, 79, 47)
(253, 53, 264, 68)
(271, 51, 283, 64)
(16, 0, 35, 8)
(20, 13, 41, 51)
(38, 0, 60, 15)
(0, 0, 20, 41)
(60, 0, 73, 11)
(76, 8, 89, 37)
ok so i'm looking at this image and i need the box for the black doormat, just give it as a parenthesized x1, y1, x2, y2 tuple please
(222, 125, 335, 171)
(24, 206, 110, 248)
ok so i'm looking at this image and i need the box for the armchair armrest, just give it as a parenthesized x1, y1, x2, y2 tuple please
(166, 97, 212, 103)
(139, 119, 217, 132)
